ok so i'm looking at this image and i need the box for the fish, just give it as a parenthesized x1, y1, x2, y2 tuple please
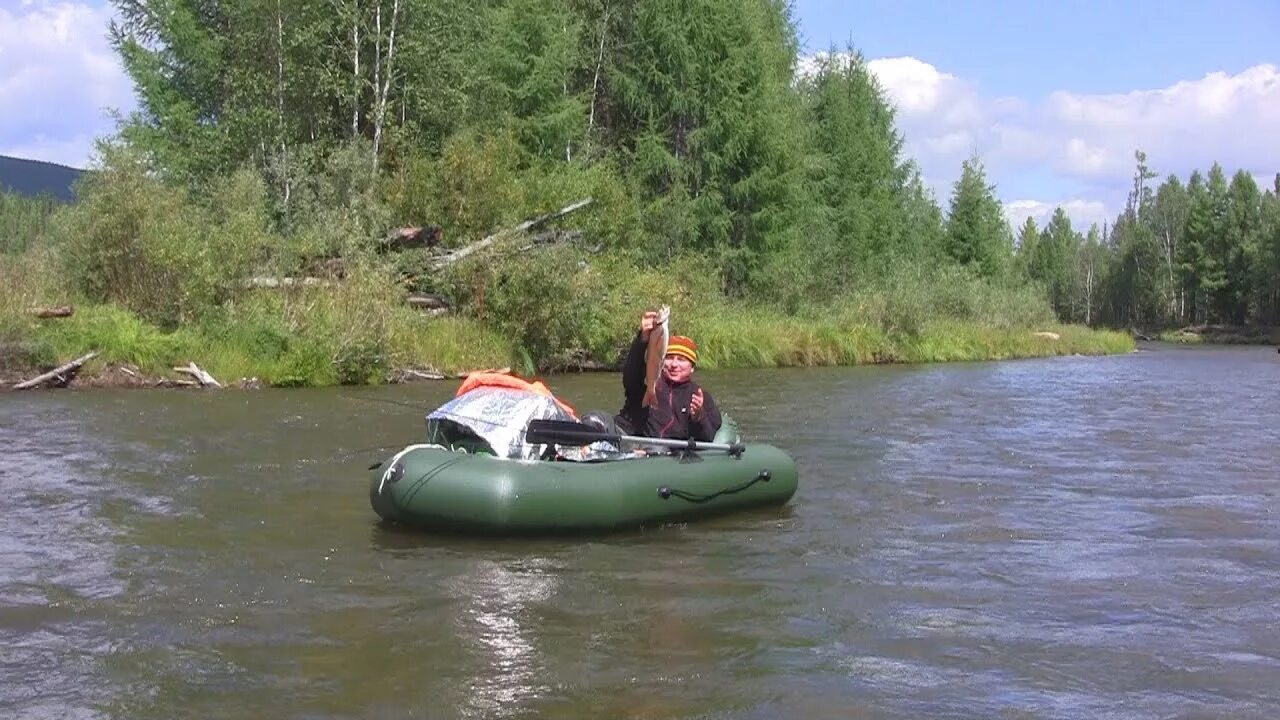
(643, 305, 670, 408)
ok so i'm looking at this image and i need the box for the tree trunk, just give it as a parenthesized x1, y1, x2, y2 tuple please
(13, 352, 98, 390)
(586, 7, 608, 158)
(371, 0, 400, 170)
(431, 198, 594, 268)
(351, 0, 361, 137)
(276, 0, 291, 218)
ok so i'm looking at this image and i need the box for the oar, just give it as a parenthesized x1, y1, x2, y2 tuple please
(525, 419, 745, 455)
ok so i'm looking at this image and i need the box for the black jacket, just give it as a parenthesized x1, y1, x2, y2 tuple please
(615, 331, 722, 441)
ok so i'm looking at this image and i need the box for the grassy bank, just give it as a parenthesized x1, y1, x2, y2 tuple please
(0, 165, 1135, 390)
(1, 292, 1133, 390)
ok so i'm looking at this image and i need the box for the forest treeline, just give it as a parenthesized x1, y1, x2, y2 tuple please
(1020, 152, 1280, 329)
(10, 0, 1270, 384)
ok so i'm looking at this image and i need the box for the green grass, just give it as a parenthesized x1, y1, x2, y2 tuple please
(684, 309, 1132, 370)
(1, 241, 1134, 387)
(6, 297, 1135, 387)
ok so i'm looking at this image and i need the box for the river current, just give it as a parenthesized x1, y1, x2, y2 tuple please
(2, 343, 1277, 718)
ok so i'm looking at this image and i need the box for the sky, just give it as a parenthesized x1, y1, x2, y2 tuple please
(1, 0, 1277, 230)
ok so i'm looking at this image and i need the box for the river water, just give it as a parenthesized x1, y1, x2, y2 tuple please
(2, 343, 1278, 719)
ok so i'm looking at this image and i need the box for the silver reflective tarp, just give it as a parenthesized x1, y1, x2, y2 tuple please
(425, 386, 632, 462)
(426, 387, 571, 460)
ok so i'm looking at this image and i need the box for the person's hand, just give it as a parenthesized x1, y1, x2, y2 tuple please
(689, 388, 704, 419)
(639, 310, 659, 341)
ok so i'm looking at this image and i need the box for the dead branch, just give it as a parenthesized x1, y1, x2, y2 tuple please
(399, 368, 445, 381)
(431, 198, 593, 269)
(407, 293, 451, 310)
(173, 362, 222, 388)
(29, 306, 74, 319)
(13, 351, 98, 390)
(246, 276, 334, 288)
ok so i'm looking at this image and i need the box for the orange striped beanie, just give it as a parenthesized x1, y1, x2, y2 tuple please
(666, 335, 698, 364)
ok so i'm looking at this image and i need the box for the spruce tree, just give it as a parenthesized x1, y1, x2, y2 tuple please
(944, 156, 1010, 279)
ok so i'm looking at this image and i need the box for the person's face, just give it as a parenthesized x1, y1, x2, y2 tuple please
(662, 353, 694, 383)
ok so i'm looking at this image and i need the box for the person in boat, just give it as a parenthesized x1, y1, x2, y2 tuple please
(606, 309, 723, 442)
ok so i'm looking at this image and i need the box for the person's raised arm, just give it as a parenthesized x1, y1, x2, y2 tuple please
(621, 311, 657, 410)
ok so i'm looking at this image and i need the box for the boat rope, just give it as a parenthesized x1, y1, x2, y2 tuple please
(376, 444, 447, 495)
(657, 469, 772, 504)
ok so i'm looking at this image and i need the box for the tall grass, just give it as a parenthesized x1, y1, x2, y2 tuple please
(0, 191, 59, 254)
(0, 147, 1135, 387)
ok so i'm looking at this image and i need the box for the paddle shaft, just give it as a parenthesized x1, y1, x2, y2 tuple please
(524, 420, 744, 454)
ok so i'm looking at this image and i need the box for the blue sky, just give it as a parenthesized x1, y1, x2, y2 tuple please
(1, 0, 1277, 229)
(791, 0, 1280, 227)
(795, 0, 1278, 97)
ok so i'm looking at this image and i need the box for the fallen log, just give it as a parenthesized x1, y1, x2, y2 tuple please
(13, 351, 98, 390)
(399, 368, 446, 382)
(246, 276, 333, 288)
(29, 305, 74, 319)
(432, 198, 593, 269)
(1033, 331, 1061, 341)
(407, 293, 451, 310)
(173, 362, 222, 388)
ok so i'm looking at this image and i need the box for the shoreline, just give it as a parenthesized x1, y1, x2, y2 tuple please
(3, 326, 1139, 391)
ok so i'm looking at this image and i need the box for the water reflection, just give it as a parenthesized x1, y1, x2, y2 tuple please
(447, 558, 559, 718)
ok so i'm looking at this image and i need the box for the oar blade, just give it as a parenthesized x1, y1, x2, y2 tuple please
(524, 419, 617, 447)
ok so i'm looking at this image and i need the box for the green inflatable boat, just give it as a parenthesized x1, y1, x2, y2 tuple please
(368, 410, 799, 534)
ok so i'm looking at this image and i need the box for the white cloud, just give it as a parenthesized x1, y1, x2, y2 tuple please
(808, 52, 1280, 229)
(1044, 64, 1280, 181)
(1005, 199, 1111, 234)
(863, 56, 961, 115)
(0, 2, 135, 168)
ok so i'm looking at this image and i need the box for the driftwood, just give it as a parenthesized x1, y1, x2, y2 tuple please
(407, 293, 450, 310)
(13, 351, 98, 390)
(399, 368, 446, 382)
(29, 306, 73, 319)
(173, 362, 222, 388)
(246, 277, 333, 288)
(1033, 331, 1061, 341)
(431, 198, 593, 269)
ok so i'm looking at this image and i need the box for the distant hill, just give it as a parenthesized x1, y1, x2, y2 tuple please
(0, 155, 84, 202)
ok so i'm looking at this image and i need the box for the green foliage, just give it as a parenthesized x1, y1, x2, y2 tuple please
(421, 130, 527, 242)
(39, 304, 196, 371)
(604, 0, 811, 294)
(60, 145, 272, 327)
(945, 156, 1011, 279)
(801, 49, 914, 273)
(1095, 155, 1279, 329)
(0, 0, 1165, 388)
(0, 191, 60, 254)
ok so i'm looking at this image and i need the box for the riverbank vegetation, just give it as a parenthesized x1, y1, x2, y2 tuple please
(22, 0, 1276, 387)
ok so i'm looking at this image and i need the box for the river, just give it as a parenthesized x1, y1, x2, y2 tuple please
(2, 343, 1278, 719)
